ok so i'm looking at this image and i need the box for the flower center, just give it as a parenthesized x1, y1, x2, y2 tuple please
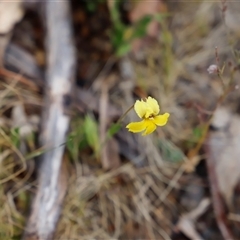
(148, 115, 155, 119)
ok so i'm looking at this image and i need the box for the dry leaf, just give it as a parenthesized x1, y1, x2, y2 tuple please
(0, 1, 23, 34)
(129, 0, 166, 54)
(129, 0, 165, 37)
(207, 107, 240, 206)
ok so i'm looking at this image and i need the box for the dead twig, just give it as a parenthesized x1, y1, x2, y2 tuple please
(98, 74, 120, 169)
(23, 0, 76, 239)
(176, 198, 210, 240)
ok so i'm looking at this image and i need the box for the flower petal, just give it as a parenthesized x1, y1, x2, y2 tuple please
(126, 120, 147, 133)
(142, 119, 157, 136)
(134, 100, 147, 118)
(146, 96, 160, 116)
(153, 113, 170, 126)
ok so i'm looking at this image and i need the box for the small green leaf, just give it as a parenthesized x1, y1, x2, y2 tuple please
(25, 149, 46, 160)
(116, 43, 131, 57)
(85, 0, 105, 12)
(158, 139, 185, 163)
(109, 0, 122, 25)
(10, 128, 20, 148)
(67, 118, 89, 161)
(83, 115, 100, 155)
(192, 126, 203, 140)
(184, 126, 205, 150)
(107, 123, 121, 137)
(154, 12, 170, 23)
(131, 15, 152, 39)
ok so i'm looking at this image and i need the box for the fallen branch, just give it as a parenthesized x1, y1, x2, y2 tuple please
(23, 0, 76, 239)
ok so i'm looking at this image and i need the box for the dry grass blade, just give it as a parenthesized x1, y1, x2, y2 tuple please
(55, 162, 174, 239)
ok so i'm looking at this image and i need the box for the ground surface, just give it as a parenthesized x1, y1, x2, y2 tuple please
(1, 1, 240, 239)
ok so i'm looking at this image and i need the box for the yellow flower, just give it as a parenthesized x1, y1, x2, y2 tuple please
(126, 96, 170, 136)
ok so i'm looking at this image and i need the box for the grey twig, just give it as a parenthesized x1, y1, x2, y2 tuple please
(23, 1, 76, 239)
